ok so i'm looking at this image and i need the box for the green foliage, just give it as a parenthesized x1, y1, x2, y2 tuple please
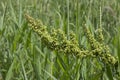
(0, 0, 120, 80)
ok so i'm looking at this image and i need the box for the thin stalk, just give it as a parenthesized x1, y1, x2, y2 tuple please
(100, 2, 102, 29)
(67, 0, 70, 39)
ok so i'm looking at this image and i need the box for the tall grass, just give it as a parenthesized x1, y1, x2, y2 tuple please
(0, 0, 120, 80)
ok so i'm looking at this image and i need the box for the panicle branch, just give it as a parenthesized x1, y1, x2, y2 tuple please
(25, 14, 118, 66)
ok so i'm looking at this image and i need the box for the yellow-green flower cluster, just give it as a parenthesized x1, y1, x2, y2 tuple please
(84, 24, 117, 65)
(96, 28, 104, 42)
(25, 14, 81, 56)
(25, 14, 118, 66)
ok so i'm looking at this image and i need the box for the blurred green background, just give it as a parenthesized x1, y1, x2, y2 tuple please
(0, 0, 120, 80)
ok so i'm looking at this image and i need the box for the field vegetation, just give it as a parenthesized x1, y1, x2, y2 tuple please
(0, 0, 120, 80)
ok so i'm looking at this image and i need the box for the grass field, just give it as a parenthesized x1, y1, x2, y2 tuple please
(0, 0, 120, 80)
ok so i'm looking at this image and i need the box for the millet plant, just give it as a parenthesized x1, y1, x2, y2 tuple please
(0, 0, 120, 80)
(25, 14, 119, 79)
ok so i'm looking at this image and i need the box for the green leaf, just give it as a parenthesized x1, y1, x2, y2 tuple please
(106, 65, 113, 80)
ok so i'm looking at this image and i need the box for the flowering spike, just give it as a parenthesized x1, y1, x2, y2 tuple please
(25, 14, 118, 66)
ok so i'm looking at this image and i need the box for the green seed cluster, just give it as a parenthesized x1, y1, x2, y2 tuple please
(25, 14, 117, 66)
(96, 28, 104, 42)
(84, 24, 117, 65)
